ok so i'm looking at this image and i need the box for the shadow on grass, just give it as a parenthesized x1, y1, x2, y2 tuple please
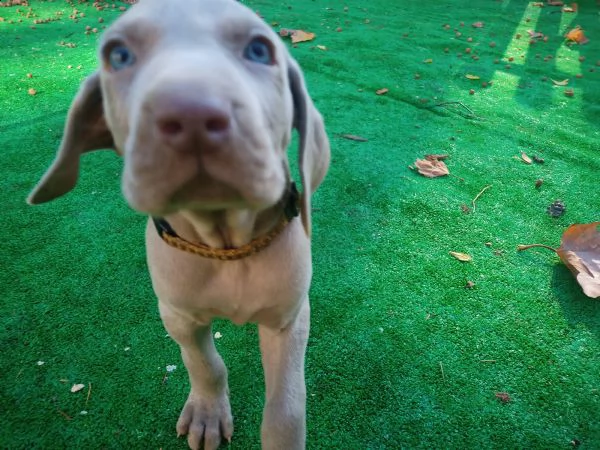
(552, 265, 600, 341)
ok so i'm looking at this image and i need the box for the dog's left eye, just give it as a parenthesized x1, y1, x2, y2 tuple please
(108, 45, 136, 71)
(243, 37, 274, 65)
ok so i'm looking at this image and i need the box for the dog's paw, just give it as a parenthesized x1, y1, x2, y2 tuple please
(176, 391, 234, 450)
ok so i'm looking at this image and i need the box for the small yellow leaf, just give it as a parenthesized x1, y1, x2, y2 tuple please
(465, 74, 480, 80)
(449, 251, 472, 262)
(551, 78, 569, 86)
(290, 30, 315, 44)
(71, 383, 85, 393)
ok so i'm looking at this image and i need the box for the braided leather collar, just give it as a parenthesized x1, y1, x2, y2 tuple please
(152, 183, 299, 261)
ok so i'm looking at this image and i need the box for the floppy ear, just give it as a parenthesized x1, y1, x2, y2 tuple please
(287, 58, 330, 237)
(27, 72, 115, 205)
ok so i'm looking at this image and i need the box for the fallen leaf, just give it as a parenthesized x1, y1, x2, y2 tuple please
(495, 392, 511, 403)
(472, 21, 484, 28)
(565, 26, 589, 44)
(414, 158, 449, 178)
(556, 223, 600, 298)
(527, 30, 544, 39)
(449, 251, 472, 262)
(291, 30, 315, 43)
(279, 28, 315, 44)
(465, 74, 480, 80)
(316, 44, 327, 51)
(339, 134, 368, 142)
(521, 152, 532, 164)
(376, 88, 389, 95)
(28, 88, 36, 95)
(425, 153, 449, 161)
(71, 383, 85, 393)
(551, 78, 569, 86)
(423, 58, 433, 64)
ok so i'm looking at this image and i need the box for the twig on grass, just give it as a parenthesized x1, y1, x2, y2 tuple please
(472, 184, 492, 212)
(57, 409, 72, 420)
(439, 362, 446, 382)
(517, 243, 558, 253)
(433, 101, 482, 119)
(85, 383, 92, 407)
(336, 133, 369, 142)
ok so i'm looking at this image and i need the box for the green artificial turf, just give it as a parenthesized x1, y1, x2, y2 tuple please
(1, 0, 600, 448)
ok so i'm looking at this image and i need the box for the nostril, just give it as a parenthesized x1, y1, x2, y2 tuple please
(158, 119, 184, 135)
(206, 116, 230, 133)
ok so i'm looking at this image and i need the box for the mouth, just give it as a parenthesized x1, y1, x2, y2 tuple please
(123, 170, 285, 217)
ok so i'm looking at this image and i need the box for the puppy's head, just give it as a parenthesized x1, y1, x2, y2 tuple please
(28, 0, 329, 236)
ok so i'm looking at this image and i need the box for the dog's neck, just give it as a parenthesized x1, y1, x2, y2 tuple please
(169, 207, 283, 249)
(152, 183, 299, 256)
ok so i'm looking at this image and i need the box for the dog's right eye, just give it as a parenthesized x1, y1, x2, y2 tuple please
(108, 45, 136, 71)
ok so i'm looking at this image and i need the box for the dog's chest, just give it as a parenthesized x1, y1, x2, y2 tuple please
(145, 219, 312, 327)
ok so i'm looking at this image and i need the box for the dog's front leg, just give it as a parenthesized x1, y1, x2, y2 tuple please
(259, 299, 310, 450)
(159, 303, 233, 450)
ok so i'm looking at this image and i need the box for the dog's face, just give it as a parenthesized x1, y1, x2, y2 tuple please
(101, 0, 294, 215)
(28, 0, 329, 234)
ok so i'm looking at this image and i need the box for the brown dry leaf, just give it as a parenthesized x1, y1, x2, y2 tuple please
(465, 74, 480, 80)
(279, 28, 316, 44)
(291, 30, 315, 43)
(521, 152, 532, 164)
(565, 26, 589, 44)
(27, 88, 37, 96)
(556, 222, 600, 298)
(551, 78, 569, 86)
(70, 383, 85, 393)
(425, 153, 449, 161)
(449, 251, 472, 262)
(376, 88, 389, 95)
(495, 392, 511, 403)
(414, 158, 449, 178)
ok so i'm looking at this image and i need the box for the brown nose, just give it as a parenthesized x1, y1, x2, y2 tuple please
(151, 92, 231, 149)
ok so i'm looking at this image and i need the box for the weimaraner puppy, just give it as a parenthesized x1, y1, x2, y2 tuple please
(27, 0, 330, 448)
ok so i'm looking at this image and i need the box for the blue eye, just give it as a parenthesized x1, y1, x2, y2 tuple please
(244, 37, 274, 65)
(108, 45, 135, 70)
